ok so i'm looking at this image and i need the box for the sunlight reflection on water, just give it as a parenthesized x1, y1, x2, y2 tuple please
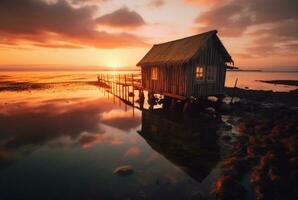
(0, 71, 223, 200)
(0, 70, 297, 200)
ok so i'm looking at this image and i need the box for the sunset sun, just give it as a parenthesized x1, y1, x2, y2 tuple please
(106, 60, 122, 68)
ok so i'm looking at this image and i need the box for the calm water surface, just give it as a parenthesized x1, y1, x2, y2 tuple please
(0, 71, 297, 200)
(226, 71, 298, 91)
(0, 71, 223, 200)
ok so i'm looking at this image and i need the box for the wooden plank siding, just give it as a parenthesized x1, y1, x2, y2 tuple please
(188, 36, 226, 97)
(141, 35, 227, 98)
(141, 64, 187, 96)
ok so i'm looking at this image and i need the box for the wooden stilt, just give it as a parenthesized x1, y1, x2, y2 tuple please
(96, 71, 145, 111)
(118, 75, 120, 97)
(132, 73, 135, 117)
(124, 74, 127, 100)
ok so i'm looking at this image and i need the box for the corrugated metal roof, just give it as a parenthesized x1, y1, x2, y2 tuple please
(137, 30, 233, 66)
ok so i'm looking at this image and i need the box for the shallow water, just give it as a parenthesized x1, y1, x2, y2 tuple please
(1, 70, 297, 92)
(0, 71, 296, 200)
(0, 72, 225, 200)
(225, 71, 298, 91)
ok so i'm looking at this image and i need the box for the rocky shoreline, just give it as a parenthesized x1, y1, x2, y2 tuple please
(257, 80, 298, 87)
(224, 87, 298, 107)
(212, 89, 298, 200)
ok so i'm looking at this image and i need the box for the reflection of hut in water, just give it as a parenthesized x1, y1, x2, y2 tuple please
(138, 109, 220, 182)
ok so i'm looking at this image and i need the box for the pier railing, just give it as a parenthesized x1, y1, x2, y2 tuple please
(97, 72, 145, 112)
(98, 72, 142, 89)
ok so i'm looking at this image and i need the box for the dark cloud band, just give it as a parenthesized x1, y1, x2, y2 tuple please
(0, 0, 147, 48)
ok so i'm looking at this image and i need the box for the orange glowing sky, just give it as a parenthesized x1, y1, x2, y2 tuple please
(0, 0, 297, 70)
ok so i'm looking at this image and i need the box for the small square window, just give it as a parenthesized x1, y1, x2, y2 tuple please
(151, 67, 158, 80)
(196, 66, 204, 80)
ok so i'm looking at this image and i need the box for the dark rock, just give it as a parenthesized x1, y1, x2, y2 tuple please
(213, 176, 246, 200)
(226, 118, 234, 124)
(221, 135, 232, 141)
(113, 165, 134, 176)
(205, 107, 216, 114)
(220, 103, 231, 112)
(222, 124, 233, 131)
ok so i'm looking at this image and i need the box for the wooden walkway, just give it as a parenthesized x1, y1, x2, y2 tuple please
(98, 72, 141, 86)
(99, 72, 186, 100)
(98, 72, 142, 95)
(98, 72, 145, 112)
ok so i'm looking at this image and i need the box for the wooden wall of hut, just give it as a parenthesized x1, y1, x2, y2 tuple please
(141, 35, 227, 98)
(141, 64, 187, 96)
(187, 36, 226, 97)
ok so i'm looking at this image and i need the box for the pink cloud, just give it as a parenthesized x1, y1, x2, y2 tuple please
(0, 0, 147, 48)
(192, 0, 298, 57)
(96, 7, 146, 28)
(185, 0, 221, 6)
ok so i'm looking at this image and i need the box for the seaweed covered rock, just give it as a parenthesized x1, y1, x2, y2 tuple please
(213, 176, 245, 200)
(216, 107, 298, 200)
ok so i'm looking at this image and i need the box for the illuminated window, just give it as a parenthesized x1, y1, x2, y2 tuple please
(207, 65, 216, 81)
(196, 66, 204, 80)
(151, 66, 158, 80)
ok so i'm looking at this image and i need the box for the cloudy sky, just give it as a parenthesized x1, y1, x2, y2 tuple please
(0, 0, 297, 70)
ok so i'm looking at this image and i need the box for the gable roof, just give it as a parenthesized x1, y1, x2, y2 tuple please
(137, 30, 233, 66)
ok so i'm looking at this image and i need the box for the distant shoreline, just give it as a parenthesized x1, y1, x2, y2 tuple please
(0, 68, 140, 72)
(227, 69, 262, 72)
(257, 80, 298, 86)
(227, 69, 298, 73)
(0, 69, 298, 73)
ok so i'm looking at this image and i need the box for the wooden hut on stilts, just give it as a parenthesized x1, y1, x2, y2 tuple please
(137, 30, 233, 102)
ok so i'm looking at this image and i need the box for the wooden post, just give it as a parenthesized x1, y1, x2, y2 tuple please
(132, 74, 135, 117)
(111, 74, 114, 95)
(113, 75, 115, 104)
(231, 78, 238, 104)
(132, 74, 134, 95)
(124, 74, 127, 111)
(115, 74, 117, 96)
(121, 75, 124, 99)
(124, 74, 127, 100)
(118, 74, 121, 97)
(113, 73, 115, 94)
(139, 89, 144, 110)
(170, 98, 177, 111)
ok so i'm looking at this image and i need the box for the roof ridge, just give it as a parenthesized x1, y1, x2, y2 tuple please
(136, 29, 233, 67)
(154, 30, 217, 46)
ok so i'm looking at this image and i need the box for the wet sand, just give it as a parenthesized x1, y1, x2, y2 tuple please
(0, 80, 108, 92)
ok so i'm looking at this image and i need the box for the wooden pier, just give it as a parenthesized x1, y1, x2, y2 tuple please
(97, 72, 146, 111)
(97, 72, 224, 118)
